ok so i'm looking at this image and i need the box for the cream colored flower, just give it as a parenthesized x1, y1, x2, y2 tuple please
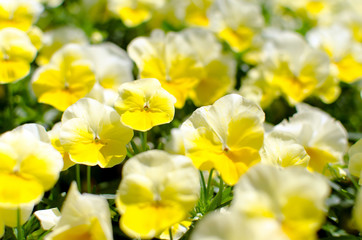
(181, 94, 265, 185)
(127, 29, 203, 108)
(34, 208, 61, 230)
(116, 150, 200, 239)
(232, 164, 330, 240)
(114, 78, 176, 131)
(0, 27, 37, 84)
(348, 139, 362, 184)
(32, 44, 96, 111)
(59, 98, 133, 168)
(274, 103, 348, 175)
(45, 182, 113, 240)
(208, 0, 264, 52)
(260, 130, 310, 168)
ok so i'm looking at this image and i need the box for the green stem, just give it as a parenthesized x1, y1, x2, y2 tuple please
(17, 208, 23, 240)
(87, 166, 92, 193)
(206, 169, 214, 198)
(7, 84, 14, 129)
(169, 227, 173, 240)
(140, 131, 148, 151)
(76, 164, 81, 192)
(199, 170, 207, 203)
(217, 176, 224, 207)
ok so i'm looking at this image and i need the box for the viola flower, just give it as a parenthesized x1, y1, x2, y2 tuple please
(114, 78, 176, 131)
(183, 0, 214, 27)
(181, 94, 265, 186)
(116, 150, 199, 239)
(191, 210, 288, 240)
(127, 29, 203, 108)
(260, 130, 310, 168)
(307, 24, 362, 84)
(31, 44, 96, 111)
(0, 124, 63, 234)
(36, 26, 88, 66)
(0, 124, 63, 207)
(108, 0, 166, 27)
(44, 182, 113, 240)
(231, 164, 330, 240)
(348, 139, 362, 184)
(261, 29, 331, 104)
(274, 103, 348, 175)
(0, 0, 43, 31)
(0, 28, 37, 84)
(59, 98, 133, 168)
(208, 0, 264, 52)
(85, 42, 134, 106)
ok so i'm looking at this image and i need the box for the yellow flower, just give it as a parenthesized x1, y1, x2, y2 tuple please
(0, 123, 63, 207)
(0, 0, 43, 31)
(260, 130, 310, 168)
(348, 139, 362, 184)
(59, 98, 133, 168)
(0, 204, 34, 233)
(274, 104, 348, 175)
(231, 164, 330, 240)
(48, 122, 74, 171)
(114, 78, 176, 131)
(208, 0, 263, 52)
(0, 28, 37, 84)
(191, 210, 288, 240)
(181, 94, 265, 185)
(108, 0, 165, 27)
(44, 182, 113, 240)
(183, 0, 214, 27)
(36, 26, 88, 66)
(116, 150, 199, 239)
(127, 30, 203, 108)
(262, 30, 330, 104)
(32, 44, 97, 111)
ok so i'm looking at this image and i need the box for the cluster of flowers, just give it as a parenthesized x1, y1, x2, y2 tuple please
(0, 0, 362, 239)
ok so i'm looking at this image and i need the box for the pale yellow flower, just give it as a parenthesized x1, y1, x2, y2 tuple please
(0, 204, 34, 232)
(348, 139, 362, 184)
(183, 0, 214, 27)
(260, 130, 310, 168)
(262, 29, 330, 104)
(0, 27, 37, 84)
(191, 210, 288, 240)
(127, 29, 203, 108)
(108, 0, 165, 27)
(34, 208, 61, 230)
(36, 26, 88, 66)
(116, 150, 199, 239)
(0, 0, 43, 31)
(32, 44, 96, 111)
(274, 104, 348, 175)
(181, 94, 265, 185)
(59, 98, 133, 168)
(0, 123, 63, 208)
(231, 164, 330, 240)
(114, 78, 176, 131)
(208, 0, 264, 52)
(45, 182, 113, 240)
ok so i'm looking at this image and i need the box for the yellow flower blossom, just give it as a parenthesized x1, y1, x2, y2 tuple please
(0, 28, 37, 84)
(231, 164, 330, 240)
(262, 30, 330, 104)
(208, 0, 264, 52)
(45, 182, 113, 240)
(114, 78, 176, 132)
(183, 0, 214, 27)
(191, 210, 288, 240)
(0, 0, 43, 31)
(348, 139, 362, 184)
(116, 150, 199, 239)
(32, 44, 96, 111)
(0, 204, 34, 233)
(260, 130, 310, 168)
(127, 29, 204, 108)
(274, 103, 348, 175)
(59, 98, 133, 168)
(0, 123, 63, 207)
(36, 26, 88, 66)
(108, 0, 165, 27)
(181, 94, 265, 185)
